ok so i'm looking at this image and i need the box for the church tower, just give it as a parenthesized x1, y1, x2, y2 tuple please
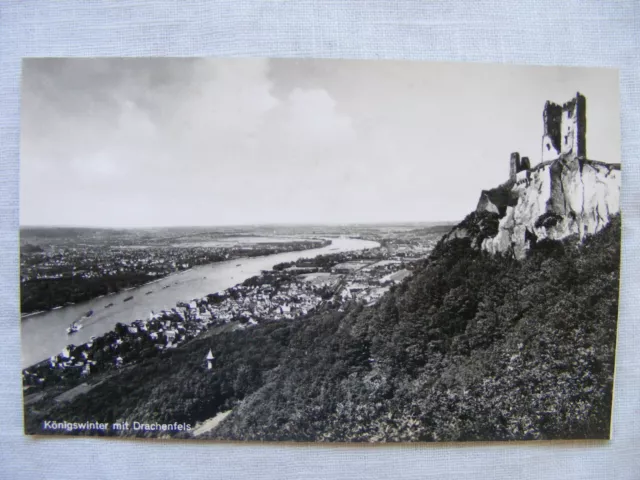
(205, 349, 214, 370)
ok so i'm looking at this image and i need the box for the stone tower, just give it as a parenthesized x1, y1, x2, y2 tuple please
(509, 152, 520, 180)
(560, 93, 586, 157)
(541, 92, 586, 162)
(509, 152, 532, 181)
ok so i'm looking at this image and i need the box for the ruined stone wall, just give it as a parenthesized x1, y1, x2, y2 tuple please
(480, 157, 619, 259)
(541, 101, 562, 162)
(541, 93, 586, 162)
(509, 152, 520, 180)
(509, 152, 532, 181)
(575, 93, 587, 156)
(559, 93, 587, 157)
(560, 106, 576, 155)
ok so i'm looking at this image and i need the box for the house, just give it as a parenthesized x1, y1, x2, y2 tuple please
(165, 330, 178, 342)
(348, 283, 367, 293)
(379, 269, 411, 285)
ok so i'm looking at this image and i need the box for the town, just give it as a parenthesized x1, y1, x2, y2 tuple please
(20, 233, 330, 314)
(21, 227, 445, 398)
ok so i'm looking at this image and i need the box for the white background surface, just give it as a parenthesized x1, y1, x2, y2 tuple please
(0, 1, 638, 479)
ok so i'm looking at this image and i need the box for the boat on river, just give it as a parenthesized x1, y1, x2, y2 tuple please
(104, 303, 114, 308)
(83, 309, 94, 318)
(22, 237, 380, 369)
(66, 322, 81, 334)
(123, 296, 134, 302)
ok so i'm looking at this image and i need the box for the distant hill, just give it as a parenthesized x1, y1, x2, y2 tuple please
(405, 223, 458, 235)
(20, 227, 134, 246)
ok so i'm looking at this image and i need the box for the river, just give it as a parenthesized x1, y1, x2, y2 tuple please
(21, 237, 379, 368)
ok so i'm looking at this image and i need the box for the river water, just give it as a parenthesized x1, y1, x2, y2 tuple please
(21, 237, 379, 368)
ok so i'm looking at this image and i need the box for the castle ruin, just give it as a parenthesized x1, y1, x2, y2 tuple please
(471, 91, 620, 259)
(542, 93, 587, 160)
(509, 152, 531, 179)
(509, 92, 587, 181)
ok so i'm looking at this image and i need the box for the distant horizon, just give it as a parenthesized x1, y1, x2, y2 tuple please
(19, 219, 460, 230)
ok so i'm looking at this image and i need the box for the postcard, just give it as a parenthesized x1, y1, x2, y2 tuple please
(20, 58, 620, 442)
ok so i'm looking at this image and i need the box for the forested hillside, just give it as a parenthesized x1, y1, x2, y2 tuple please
(211, 214, 619, 441)
(27, 215, 620, 442)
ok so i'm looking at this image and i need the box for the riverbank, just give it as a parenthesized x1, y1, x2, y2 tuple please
(21, 310, 46, 319)
(22, 237, 385, 402)
(21, 237, 379, 368)
(20, 239, 331, 316)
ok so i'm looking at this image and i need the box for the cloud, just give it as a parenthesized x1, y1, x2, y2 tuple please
(20, 58, 620, 227)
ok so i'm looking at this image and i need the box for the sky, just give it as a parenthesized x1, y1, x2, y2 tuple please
(20, 58, 620, 227)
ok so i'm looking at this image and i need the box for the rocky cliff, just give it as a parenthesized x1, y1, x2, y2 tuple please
(445, 155, 620, 259)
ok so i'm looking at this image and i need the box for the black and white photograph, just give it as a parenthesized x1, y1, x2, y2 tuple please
(20, 58, 621, 442)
